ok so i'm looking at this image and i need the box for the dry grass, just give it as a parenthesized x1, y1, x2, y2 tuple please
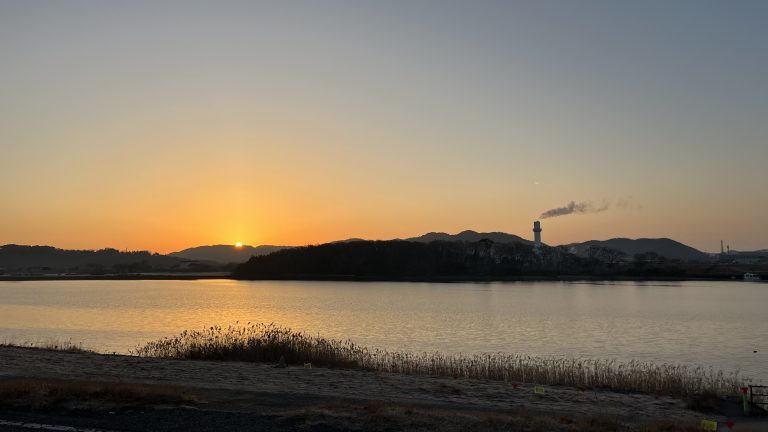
(0, 377, 196, 408)
(133, 323, 744, 397)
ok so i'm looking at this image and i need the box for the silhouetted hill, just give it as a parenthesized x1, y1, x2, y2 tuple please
(169, 244, 289, 264)
(731, 249, 768, 255)
(566, 238, 709, 261)
(0, 244, 183, 274)
(406, 230, 533, 245)
(233, 239, 585, 280)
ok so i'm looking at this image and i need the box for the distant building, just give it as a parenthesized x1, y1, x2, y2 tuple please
(533, 221, 542, 251)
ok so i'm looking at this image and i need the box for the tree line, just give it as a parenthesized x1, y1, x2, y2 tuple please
(232, 239, 692, 280)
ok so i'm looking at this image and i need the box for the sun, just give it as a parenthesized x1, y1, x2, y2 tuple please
(235, 242, 243, 248)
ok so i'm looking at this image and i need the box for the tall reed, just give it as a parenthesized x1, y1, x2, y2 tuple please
(133, 323, 743, 397)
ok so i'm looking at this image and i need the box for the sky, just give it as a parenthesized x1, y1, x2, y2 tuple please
(1, 0, 767, 253)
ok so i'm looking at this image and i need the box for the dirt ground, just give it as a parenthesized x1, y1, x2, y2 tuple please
(0, 347, 764, 431)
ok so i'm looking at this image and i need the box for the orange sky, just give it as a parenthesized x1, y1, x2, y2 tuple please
(2, 2, 767, 254)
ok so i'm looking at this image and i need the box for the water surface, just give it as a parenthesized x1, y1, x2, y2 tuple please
(0, 279, 764, 382)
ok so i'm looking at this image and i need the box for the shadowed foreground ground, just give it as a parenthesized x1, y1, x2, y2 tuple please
(0, 347, 765, 431)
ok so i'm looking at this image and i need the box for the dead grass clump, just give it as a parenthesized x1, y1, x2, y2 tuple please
(0, 378, 196, 408)
(133, 323, 367, 369)
(133, 323, 744, 397)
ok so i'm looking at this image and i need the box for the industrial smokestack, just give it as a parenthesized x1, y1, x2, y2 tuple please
(533, 220, 542, 250)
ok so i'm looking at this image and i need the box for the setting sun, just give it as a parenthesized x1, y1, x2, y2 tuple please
(1, 3, 767, 430)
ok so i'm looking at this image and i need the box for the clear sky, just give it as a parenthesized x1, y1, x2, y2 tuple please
(1, 0, 767, 253)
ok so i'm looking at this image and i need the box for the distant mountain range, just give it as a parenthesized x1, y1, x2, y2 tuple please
(403, 232, 710, 261)
(1, 231, 745, 275)
(169, 244, 289, 264)
(169, 232, 535, 264)
(320, 231, 714, 261)
(405, 230, 533, 245)
(0, 245, 182, 273)
(731, 249, 768, 255)
(565, 238, 710, 261)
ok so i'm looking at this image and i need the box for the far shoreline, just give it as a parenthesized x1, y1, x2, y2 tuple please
(0, 273, 748, 282)
(0, 272, 230, 281)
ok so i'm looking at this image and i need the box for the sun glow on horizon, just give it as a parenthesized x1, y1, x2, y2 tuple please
(1, 2, 767, 253)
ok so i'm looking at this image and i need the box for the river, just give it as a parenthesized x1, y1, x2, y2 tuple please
(0, 279, 764, 382)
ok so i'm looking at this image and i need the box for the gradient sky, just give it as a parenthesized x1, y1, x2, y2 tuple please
(2, 0, 767, 253)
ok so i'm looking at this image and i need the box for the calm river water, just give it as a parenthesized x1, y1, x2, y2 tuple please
(0, 279, 765, 382)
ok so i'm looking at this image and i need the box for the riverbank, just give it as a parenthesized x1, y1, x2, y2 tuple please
(3, 346, 761, 431)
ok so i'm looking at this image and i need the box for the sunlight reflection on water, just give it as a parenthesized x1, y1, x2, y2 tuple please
(0, 279, 765, 382)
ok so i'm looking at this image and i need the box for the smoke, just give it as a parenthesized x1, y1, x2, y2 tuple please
(539, 200, 610, 219)
(615, 196, 643, 211)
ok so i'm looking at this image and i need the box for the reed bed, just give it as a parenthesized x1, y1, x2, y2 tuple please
(133, 323, 743, 397)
